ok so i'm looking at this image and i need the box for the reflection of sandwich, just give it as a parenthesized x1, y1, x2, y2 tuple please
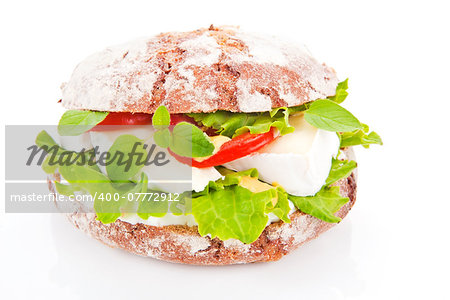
(42, 26, 382, 264)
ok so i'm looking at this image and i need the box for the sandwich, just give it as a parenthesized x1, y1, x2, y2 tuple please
(37, 26, 382, 265)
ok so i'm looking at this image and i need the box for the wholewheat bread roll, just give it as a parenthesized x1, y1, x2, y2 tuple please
(61, 25, 339, 114)
(54, 26, 355, 265)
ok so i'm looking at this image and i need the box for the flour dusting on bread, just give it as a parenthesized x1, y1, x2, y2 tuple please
(61, 26, 339, 114)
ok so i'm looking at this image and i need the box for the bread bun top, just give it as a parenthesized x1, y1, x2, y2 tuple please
(61, 26, 339, 114)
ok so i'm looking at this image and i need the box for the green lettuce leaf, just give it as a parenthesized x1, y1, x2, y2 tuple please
(191, 168, 291, 244)
(289, 186, 349, 223)
(265, 188, 291, 223)
(325, 157, 357, 185)
(192, 185, 270, 243)
(58, 110, 109, 136)
(188, 106, 300, 138)
(288, 155, 357, 223)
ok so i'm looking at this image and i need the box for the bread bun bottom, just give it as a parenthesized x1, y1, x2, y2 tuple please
(48, 152, 356, 265)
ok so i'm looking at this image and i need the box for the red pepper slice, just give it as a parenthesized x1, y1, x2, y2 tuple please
(169, 128, 276, 168)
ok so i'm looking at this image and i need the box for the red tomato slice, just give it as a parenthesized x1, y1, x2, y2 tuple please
(170, 114, 197, 126)
(169, 128, 277, 168)
(91, 112, 152, 131)
(91, 112, 198, 130)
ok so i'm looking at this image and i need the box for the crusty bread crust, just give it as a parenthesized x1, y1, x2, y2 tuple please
(61, 26, 339, 114)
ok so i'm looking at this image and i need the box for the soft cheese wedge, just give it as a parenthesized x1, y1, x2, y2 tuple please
(224, 114, 340, 196)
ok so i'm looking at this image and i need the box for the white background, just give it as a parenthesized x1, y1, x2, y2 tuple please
(1, 0, 449, 299)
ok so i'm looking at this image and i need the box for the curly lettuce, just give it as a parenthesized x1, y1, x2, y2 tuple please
(191, 168, 291, 243)
(188, 106, 299, 138)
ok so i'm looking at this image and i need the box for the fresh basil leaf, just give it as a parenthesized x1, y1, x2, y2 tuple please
(151, 107, 215, 158)
(59, 164, 123, 223)
(170, 192, 192, 215)
(134, 172, 169, 219)
(329, 79, 349, 104)
(135, 174, 172, 219)
(105, 135, 147, 181)
(153, 128, 171, 148)
(365, 131, 383, 145)
(339, 124, 383, 148)
(36, 130, 59, 149)
(35, 130, 68, 159)
(169, 122, 214, 157)
(58, 110, 109, 136)
(152, 106, 172, 149)
(304, 99, 363, 132)
(326, 158, 357, 185)
(35, 130, 97, 173)
(42, 155, 59, 174)
(152, 106, 170, 130)
(54, 182, 80, 196)
(289, 186, 349, 223)
(113, 172, 152, 214)
(137, 195, 169, 219)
